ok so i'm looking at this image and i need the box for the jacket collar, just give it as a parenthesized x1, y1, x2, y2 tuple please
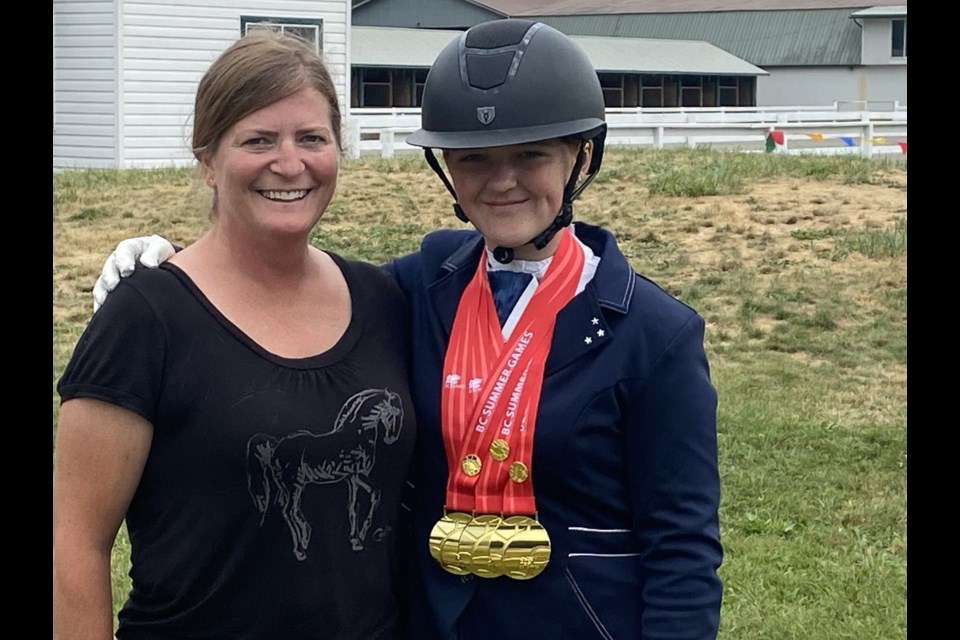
(430, 223, 636, 374)
(437, 222, 635, 314)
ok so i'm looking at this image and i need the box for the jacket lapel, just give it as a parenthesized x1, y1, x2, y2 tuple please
(546, 224, 636, 375)
(546, 288, 614, 374)
(427, 234, 485, 339)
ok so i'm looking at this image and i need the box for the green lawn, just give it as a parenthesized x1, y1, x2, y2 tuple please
(54, 148, 907, 638)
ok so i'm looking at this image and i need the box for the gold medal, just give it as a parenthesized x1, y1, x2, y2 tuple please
(484, 515, 516, 575)
(461, 454, 482, 476)
(497, 515, 551, 580)
(508, 461, 529, 483)
(428, 511, 473, 575)
(489, 438, 510, 461)
(457, 514, 504, 578)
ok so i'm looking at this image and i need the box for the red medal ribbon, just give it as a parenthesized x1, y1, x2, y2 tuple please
(440, 229, 585, 514)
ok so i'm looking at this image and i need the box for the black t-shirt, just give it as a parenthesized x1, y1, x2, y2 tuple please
(58, 254, 416, 640)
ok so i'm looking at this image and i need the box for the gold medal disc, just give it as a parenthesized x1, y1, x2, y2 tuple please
(489, 438, 510, 461)
(457, 514, 505, 578)
(428, 512, 473, 576)
(508, 461, 529, 483)
(461, 454, 482, 477)
(484, 515, 518, 575)
(497, 515, 551, 580)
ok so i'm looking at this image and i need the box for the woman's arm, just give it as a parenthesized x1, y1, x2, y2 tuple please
(53, 398, 153, 640)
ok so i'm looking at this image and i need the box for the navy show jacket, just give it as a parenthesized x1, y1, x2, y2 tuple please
(385, 222, 723, 640)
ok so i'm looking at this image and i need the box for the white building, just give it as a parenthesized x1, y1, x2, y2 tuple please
(53, 0, 351, 170)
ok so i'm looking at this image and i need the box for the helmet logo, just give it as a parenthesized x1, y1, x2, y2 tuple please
(477, 106, 496, 125)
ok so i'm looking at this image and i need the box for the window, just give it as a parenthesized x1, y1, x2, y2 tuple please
(598, 73, 625, 108)
(413, 69, 428, 106)
(358, 68, 391, 107)
(240, 16, 323, 54)
(641, 75, 664, 108)
(891, 19, 907, 58)
(351, 68, 429, 107)
(679, 75, 702, 108)
(719, 76, 740, 107)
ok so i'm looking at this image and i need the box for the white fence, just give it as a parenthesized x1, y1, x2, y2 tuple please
(344, 103, 907, 160)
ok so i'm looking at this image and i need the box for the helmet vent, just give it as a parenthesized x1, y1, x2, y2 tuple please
(465, 52, 515, 90)
(464, 19, 534, 49)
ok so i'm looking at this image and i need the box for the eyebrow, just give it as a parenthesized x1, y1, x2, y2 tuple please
(236, 124, 333, 136)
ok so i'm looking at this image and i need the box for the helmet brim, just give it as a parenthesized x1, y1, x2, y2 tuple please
(407, 119, 605, 150)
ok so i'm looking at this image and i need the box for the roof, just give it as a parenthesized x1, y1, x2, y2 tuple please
(350, 1, 909, 67)
(351, 26, 464, 67)
(569, 33, 767, 75)
(472, 1, 907, 15)
(531, 9, 874, 66)
(350, 25, 767, 75)
(850, 5, 907, 18)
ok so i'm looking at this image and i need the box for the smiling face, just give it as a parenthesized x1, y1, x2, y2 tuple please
(443, 139, 589, 260)
(200, 86, 340, 241)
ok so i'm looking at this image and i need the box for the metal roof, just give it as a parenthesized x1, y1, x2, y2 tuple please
(351, 26, 461, 67)
(350, 25, 766, 75)
(569, 34, 766, 75)
(350, 2, 909, 67)
(473, 1, 907, 15)
(530, 9, 872, 66)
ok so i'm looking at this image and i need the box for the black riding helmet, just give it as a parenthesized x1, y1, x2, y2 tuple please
(407, 19, 608, 263)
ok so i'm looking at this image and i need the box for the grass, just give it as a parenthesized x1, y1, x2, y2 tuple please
(53, 147, 907, 639)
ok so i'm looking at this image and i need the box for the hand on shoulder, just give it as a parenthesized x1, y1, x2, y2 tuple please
(93, 235, 177, 312)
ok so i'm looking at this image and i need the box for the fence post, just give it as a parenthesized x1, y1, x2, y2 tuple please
(344, 119, 360, 160)
(381, 129, 395, 158)
(654, 126, 664, 149)
(862, 114, 874, 158)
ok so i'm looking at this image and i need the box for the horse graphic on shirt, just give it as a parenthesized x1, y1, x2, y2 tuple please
(246, 388, 404, 561)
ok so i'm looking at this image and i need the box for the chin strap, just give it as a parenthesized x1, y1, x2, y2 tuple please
(424, 140, 599, 264)
(491, 140, 593, 264)
(492, 200, 573, 264)
(424, 149, 469, 222)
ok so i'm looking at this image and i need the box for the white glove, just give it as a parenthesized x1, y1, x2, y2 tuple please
(92, 235, 177, 313)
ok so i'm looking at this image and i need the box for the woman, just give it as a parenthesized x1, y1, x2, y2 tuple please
(88, 19, 723, 639)
(53, 32, 415, 639)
